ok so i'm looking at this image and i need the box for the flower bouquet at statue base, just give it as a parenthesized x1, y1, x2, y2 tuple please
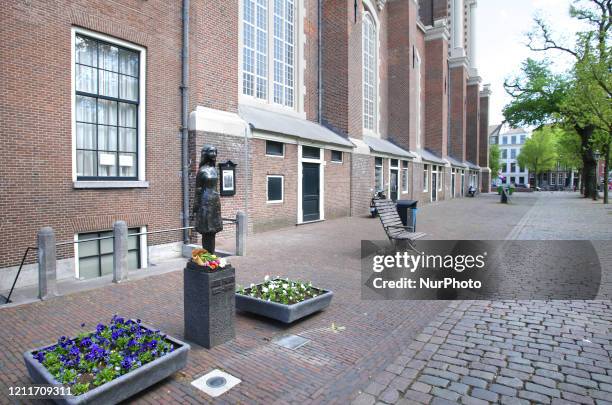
(190, 249, 229, 272)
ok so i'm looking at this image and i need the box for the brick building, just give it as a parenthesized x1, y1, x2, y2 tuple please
(0, 0, 490, 288)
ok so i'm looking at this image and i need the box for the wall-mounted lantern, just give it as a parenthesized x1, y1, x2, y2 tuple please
(219, 160, 237, 197)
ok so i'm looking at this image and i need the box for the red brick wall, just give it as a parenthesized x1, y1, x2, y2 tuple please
(1, 0, 184, 267)
(449, 64, 467, 160)
(350, 154, 375, 216)
(387, 0, 411, 150)
(418, 0, 450, 25)
(249, 140, 299, 232)
(322, 0, 388, 141)
(424, 37, 448, 157)
(321, 0, 350, 136)
(324, 149, 351, 219)
(466, 82, 480, 165)
(479, 94, 490, 169)
(190, 0, 239, 113)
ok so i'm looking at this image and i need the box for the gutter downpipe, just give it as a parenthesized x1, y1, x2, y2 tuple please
(181, 0, 190, 243)
(317, 0, 322, 124)
(244, 123, 252, 235)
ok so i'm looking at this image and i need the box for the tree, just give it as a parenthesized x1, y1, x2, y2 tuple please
(517, 127, 558, 189)
(555, 126, 584, 190)
(505, 0, 611, 201)
(489, 144, 501, 179)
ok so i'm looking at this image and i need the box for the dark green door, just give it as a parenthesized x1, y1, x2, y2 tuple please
(302, 162, 320, 222)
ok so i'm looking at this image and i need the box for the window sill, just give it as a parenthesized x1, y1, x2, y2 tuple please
(73, 180, 150, 189)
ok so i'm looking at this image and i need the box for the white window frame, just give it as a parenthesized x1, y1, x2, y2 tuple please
(423, 164, 429, 192)
(375, 157, 384, 191)
(265, 140, 285, 157)
(401, 161, 409, 194)
(266, 175, 284, 203)
(74, 225, 147, 279)
(71, 27, 147, 188)
(362, 2, 380, 136)
(297, 144, 325, 224)
(330, 150, 343, 163)
(239, 0, 306, 116)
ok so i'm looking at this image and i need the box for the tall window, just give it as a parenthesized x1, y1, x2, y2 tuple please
(242, 0, 295, 108)
(362, 12, 377, 132)
(75, 34, 140, 179)
(502, 137, 507, 145)
(511, 149, 516, 159)
(415, 50, 422, 149)
(511, 135, 516, 144)
(375, 157, 383, 191)
(423, 164, 429, 192)
(501, 149, 507, 159)
(402, 161, 409, 193)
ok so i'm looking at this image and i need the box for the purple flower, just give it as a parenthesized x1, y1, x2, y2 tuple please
(96, 323, 105, 333)
(121, 356, 133, 370)
(33, 351, 45, 363)
(80, 337, 92, 348)
(80, 322, 86, 327)
(69, 346, 80, 357)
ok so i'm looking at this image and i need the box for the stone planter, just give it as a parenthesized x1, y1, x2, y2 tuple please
(22, 322, 189, 405)
(235, 284, 333, 323)
(184, 260, 235, 348)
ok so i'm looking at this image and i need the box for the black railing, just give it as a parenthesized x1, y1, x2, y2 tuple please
(4, 219, 238, 305)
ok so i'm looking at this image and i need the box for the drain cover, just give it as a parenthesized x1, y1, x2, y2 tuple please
(191, 369, 240, 397)
(273, 334, 310, 350)
(206, 376, 226, 388)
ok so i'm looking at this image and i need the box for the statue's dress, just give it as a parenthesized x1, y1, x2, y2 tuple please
(195, 166, 224, 234)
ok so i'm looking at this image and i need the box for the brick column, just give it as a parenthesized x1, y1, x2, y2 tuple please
(448, 56, 468, 161)
(479, 84, 492, 192)
(424, 20, 450, 158)
(466, 76, 481, 165)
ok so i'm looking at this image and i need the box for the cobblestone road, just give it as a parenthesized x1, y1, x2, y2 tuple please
(353, 192, 612, 405)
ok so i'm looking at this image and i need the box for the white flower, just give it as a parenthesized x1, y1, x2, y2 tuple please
(264, 275, 270, 282)
(283, 283, 289, 289)
(219, 258, 227, 268)
(262, 286, 268, 293)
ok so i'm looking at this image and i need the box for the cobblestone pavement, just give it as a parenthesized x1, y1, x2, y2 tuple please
(353, 192, 612, 405)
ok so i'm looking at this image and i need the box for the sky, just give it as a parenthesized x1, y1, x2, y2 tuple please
(476, 0, 587, 126)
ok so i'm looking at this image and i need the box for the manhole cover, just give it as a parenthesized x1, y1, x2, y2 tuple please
(206, 376, 227, 388)
(273, 334, 310, 350)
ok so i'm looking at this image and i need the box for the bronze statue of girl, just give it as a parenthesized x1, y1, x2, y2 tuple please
(193, 145, 223, 254)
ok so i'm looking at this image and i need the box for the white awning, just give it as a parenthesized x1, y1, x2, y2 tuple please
(239, 105, 354, 148)
(362, 136, 415, 158)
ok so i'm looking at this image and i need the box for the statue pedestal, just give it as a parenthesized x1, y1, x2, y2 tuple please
(184, 260, 235, 349)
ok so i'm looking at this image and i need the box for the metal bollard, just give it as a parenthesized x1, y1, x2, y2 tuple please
(236, 211, 246, 256)
(113, 221, 129, 283)
(37, 227, 58, 300)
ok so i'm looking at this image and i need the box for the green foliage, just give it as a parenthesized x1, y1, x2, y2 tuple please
(555, 126, 584, 169)
(60, 369, 77, 384)
(42, 352, 61, 376)
(503, 59, 569, 127)
(517, 127, 558, 177)
(93, 367, 116, 387)
(72, 383, 90, 396)
(489, 144, 501, 175)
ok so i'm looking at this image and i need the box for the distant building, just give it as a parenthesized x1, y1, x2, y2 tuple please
(489, 125, 576, 190)
(489, 126, 530, 187)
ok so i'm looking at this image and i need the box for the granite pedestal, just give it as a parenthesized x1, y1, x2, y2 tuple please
(184, 261, 235, 348)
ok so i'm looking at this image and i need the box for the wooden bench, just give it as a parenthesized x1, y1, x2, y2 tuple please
(374, 199, 427, 251)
